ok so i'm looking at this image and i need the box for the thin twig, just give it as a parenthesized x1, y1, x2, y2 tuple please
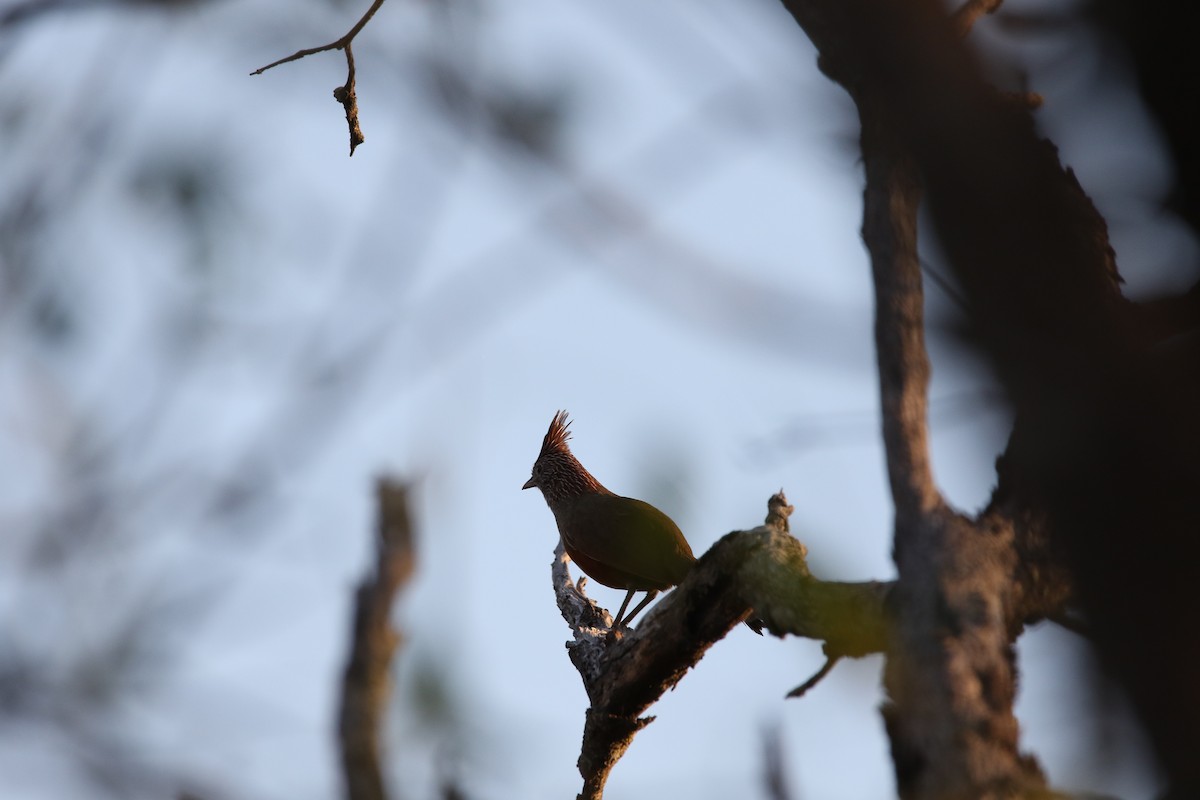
(251, 0, 387, 75)
(785, 654, 842, 699)
(251, 0, 387, 155)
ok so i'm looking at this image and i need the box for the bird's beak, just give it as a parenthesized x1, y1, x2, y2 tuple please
(522, 477, 536, 490)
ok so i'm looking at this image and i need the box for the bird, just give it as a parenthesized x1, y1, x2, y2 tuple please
(523, 411, 761, 633)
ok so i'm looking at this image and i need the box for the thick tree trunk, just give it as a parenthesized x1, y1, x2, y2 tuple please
(777, 0, 1200, 794)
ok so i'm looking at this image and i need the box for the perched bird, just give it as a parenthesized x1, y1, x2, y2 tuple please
(522, 411, 693, 628)
(523, 411, 761, 633)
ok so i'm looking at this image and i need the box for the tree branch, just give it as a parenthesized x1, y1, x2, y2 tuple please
(773, 0, 1200, 793)
(785, 654, 841, 699)
(861, 94, 1046, 796)
(774, 2, 1069, 794)
(838, 0, 1200, 788)
(251, 0, 386, 75)
(251, 0, 386, 155)
(337, 477, 416, 800)
(860, 102, 941, 520)
(553, 492, 891, 799)
(549, 473, 1082, 799)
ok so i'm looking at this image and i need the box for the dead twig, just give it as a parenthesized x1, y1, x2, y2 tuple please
(785, 654, 841, 699)
(251, 0, 386, 155)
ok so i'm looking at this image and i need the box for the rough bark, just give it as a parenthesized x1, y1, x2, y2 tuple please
(553, 487, 1071, 798)
(858, 97, 1047, 797)
(554, 493, 889, 799)
(776, 0, 1200, 794)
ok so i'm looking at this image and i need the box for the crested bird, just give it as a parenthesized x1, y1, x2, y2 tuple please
(523, 411, 761, 632)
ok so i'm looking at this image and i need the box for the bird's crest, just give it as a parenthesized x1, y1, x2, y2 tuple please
(540, 410, 573, 458)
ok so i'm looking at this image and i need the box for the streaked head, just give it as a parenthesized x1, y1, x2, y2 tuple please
(522, 410, 607, 503)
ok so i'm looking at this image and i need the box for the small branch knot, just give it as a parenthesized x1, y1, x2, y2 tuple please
(766, 490, 794, 532)
(251, 0, 384, 156)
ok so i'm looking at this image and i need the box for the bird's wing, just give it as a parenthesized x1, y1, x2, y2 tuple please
(558, 493, 696, 590)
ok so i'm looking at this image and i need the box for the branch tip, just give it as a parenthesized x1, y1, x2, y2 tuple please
(766, 491, 794, 531)
(786, 655, 841, 699)
(250, 0, 386, 154)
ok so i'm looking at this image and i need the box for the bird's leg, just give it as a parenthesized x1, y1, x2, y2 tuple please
(620, 590, 659, 628)
(612, 589, 636, 629)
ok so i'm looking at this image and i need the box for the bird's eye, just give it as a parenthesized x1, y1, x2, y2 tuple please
(533, 464, 542, 475)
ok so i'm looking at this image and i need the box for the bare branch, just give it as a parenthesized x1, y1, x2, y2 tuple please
(251, 0, 386, 155)
(550, 473, 1075, 798)
(773, 1, 1075, 794)
(553, 492, 892, 799)
(785, 654, 841, 700)
(337, 477, 416, 800)
(860, 101, 941, 519)
(333, 43, 366, 156)
(251, 0, 386, 75)
(860, 99, 1042, 793)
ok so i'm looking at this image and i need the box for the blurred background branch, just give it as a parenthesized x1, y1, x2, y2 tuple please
(338, 478, 415, 800)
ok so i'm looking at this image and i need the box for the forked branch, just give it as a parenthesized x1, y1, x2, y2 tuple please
(252, 0, 386, 155)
